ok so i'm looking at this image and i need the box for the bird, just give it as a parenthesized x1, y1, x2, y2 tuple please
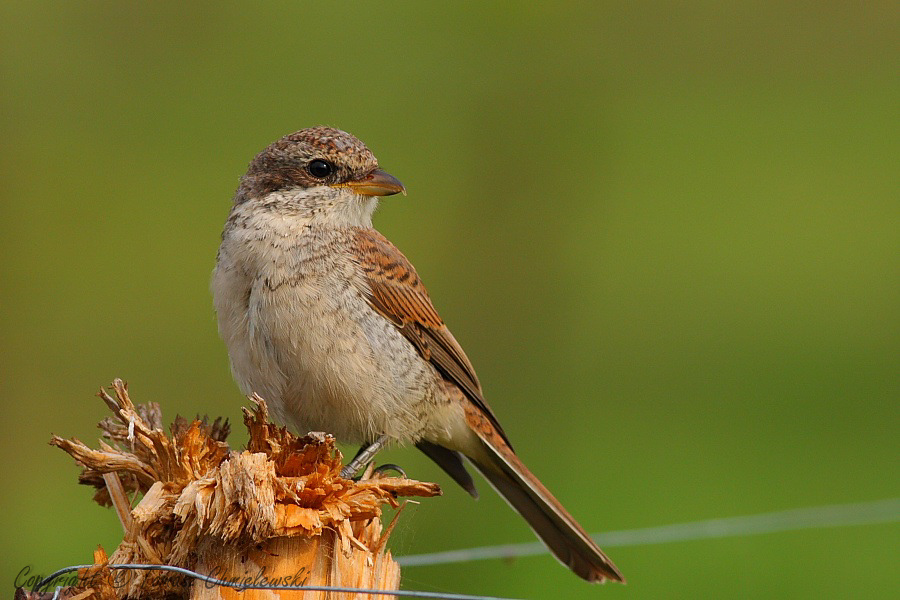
(212, 126, 624, 583)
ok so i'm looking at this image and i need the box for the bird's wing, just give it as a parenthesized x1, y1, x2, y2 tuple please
(351, 227, 510, 446)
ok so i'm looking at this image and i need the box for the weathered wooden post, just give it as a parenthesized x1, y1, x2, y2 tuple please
(28, 380, 440, 599)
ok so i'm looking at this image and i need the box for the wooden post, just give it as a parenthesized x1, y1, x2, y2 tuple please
(38, 380, 440, 600)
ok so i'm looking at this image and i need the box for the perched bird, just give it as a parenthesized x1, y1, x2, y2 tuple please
(212, 126, 624, 583)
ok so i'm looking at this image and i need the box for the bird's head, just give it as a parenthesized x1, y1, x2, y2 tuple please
(234, 126, 405, 226)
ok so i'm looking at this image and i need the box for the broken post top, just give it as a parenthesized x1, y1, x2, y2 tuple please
(47, 379, 441, 599)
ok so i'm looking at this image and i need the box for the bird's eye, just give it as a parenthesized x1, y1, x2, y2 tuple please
(307, 159, 334, 179)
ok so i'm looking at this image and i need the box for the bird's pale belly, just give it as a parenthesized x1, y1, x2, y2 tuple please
(243, 274, 442, 444)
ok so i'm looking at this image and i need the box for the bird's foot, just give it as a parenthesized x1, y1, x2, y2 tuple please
(371, 463, 407, 478)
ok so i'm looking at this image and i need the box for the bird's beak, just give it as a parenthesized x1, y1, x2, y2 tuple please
(339, 168, 406, 197)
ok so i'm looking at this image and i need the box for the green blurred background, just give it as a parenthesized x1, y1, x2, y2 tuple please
(1, 2, 897, 598)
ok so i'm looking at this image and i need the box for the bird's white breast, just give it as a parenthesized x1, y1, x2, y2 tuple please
(212, 199, 445, 444)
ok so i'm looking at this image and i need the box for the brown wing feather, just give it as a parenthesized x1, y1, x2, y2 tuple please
(352, 228, 510, 445)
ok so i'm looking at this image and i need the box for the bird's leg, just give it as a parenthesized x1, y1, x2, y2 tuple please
(340, 434, 389, 479)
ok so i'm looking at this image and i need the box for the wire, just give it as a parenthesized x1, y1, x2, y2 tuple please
(396, 497, 900, 567)
(30, 498, 898, 597)
(34, 563, 521, 600)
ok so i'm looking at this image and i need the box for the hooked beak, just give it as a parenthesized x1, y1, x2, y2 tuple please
(339, 168, 406, 197)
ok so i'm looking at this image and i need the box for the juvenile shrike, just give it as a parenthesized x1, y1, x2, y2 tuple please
(212, 127, 623, 583)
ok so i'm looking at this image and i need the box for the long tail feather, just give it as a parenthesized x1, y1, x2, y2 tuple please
(466, 432, 625, 583)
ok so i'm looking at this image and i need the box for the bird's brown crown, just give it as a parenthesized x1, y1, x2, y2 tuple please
(236, 126, 379, 202)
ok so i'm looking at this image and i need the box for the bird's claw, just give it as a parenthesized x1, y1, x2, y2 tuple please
(371, 463, 407, 478)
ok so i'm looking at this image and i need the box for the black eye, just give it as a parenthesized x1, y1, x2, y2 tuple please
(307, 159, 334, 179)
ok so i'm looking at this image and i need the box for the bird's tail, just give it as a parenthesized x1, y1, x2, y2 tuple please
(466, 429, 625, 584)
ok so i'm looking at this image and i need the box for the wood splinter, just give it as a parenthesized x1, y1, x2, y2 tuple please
(34, 379, 441, 599)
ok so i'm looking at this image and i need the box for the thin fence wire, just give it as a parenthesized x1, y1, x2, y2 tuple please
(31, 498, 898, 599)
(397, 497, 900, 567)
(36, 563, 521, 600)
